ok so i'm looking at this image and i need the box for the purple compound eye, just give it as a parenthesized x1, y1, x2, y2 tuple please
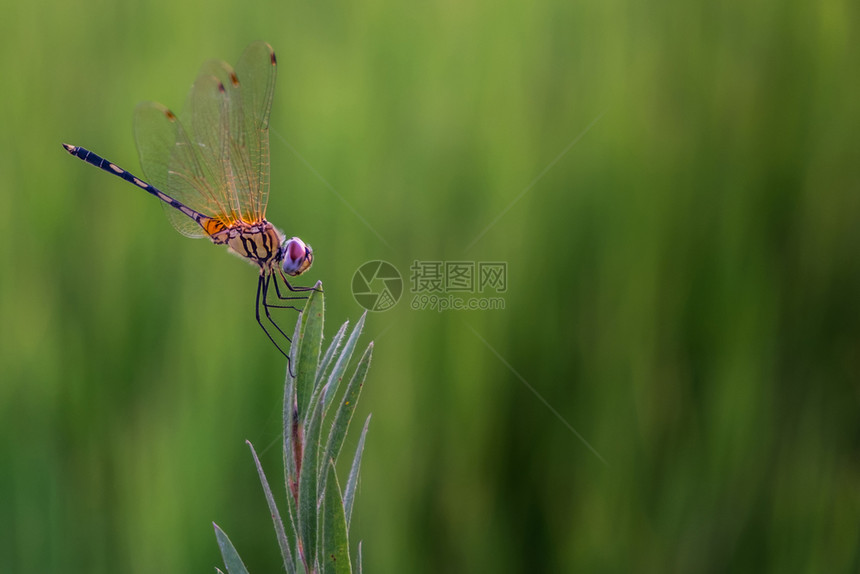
(282, 237, 313, 276)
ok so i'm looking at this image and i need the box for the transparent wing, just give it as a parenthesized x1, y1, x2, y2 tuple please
(135, 102, 207, 237)
(194, 41, 276, 224)
(182, 72, 237, 221)
(134, 42, 276, 235)
(234, 41, 277, 223)
(134, 78, 235, 237)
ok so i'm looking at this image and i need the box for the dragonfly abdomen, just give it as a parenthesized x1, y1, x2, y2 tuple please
(62, 143, 214, 234)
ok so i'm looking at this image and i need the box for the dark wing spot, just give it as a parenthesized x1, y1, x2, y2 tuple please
(165, 109, 177, 121)
(230, 72, 239, 86)
(271, 51, 277, 66)
(218, 82, 226, 94)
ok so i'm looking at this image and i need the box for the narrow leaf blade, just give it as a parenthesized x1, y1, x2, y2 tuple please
(283, 356, 298, 500)
(315, 320, 349, 390)
(322, 462, 351, 573)
(344, 414, 371, 528)
(322, 312, 367, 416)
(298, 394, 325, 566)
(213, 523, 250, 574)
(321, 343, 373, 477)
(296, 281, 324, 418)
(246, 441, 295, 573)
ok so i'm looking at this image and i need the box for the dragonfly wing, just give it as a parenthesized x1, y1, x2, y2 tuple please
(182, 73, 237, 222)
(195, 42, 276, 224)
(134, 76, 235, 237)
(132, 43, 276, 236)
(197, 58, 258, 225)
(135, 102, 207, 238)
(233, 41, 277, 224)
(134, 102, 174, 193)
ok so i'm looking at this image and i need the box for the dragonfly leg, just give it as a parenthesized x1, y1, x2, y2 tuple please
(256, 273, 293, 373)
(268, 272, 307, 311)
(279, 269, 323, 294)
(261, 273, 295, 342)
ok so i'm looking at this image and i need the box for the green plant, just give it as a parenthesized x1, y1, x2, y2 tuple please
(213, 283, 373, 573)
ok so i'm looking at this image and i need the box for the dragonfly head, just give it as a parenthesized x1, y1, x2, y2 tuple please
(281, 236, 314, 276)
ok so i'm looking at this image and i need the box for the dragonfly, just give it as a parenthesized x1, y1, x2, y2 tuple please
(63, 41, 315, 362)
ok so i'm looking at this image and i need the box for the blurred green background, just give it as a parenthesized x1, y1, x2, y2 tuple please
(1, 0, 859, 571)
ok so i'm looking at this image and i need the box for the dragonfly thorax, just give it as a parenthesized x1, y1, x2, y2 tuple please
(210, 220, 283, 270)
(208, 221, 312, 276)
